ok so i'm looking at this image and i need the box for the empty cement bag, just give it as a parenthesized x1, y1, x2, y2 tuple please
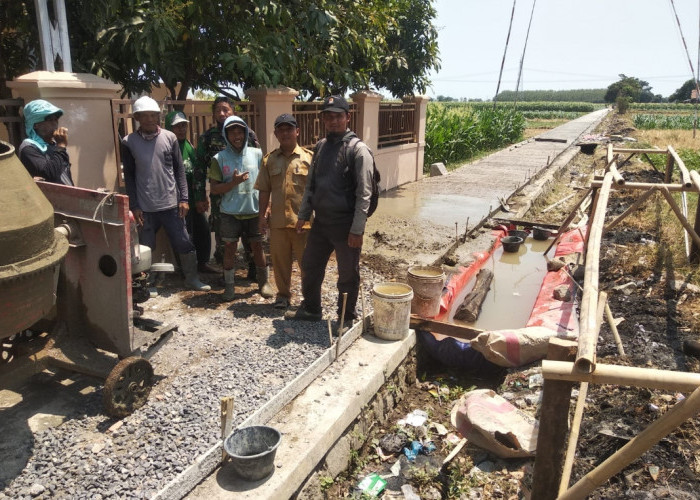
(450, 389, 538, 458)
(471, 326, 577, 368)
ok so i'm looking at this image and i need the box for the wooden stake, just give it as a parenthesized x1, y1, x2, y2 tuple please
(327, 319, 333, 350)
(531, 338, 578, 500)
(220, 396, 234, 461)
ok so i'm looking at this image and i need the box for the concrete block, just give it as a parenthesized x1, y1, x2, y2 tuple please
(430, 162, 447, 177)
(323, 435, 351, 478)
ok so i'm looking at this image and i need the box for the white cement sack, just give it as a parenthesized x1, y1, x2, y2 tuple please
(450, 389, 538, 458)
(471, 326, 576, 368)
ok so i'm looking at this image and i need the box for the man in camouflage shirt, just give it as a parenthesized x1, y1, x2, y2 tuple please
(194, 96, 259, 278)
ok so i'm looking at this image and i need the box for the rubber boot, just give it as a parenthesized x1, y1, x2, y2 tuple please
(256, 266, 274, 299)
(179, 252, 211, 291)
(221, 269, 236, 301)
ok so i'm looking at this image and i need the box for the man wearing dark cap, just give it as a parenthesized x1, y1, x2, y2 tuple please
(255, 113, 314, 310)
(285, 96, 374, 328)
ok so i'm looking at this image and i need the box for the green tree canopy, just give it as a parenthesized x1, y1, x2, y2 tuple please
(3, 0, 440, 100)
(605, 74, 655, 103)
(669, 79, 700, 102)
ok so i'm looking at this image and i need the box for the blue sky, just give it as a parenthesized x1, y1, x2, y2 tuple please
(427, 0, 700, 100)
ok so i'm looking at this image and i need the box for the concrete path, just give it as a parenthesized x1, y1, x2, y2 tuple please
(373, 108, 610, 230)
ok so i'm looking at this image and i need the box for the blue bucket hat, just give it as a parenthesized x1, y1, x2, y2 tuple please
(23, 99, 64, 153)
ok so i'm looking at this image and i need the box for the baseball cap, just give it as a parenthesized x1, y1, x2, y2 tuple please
(321, 95, 350, 113)
(170, 111, 189, 125)
(274, 113, 298, 128)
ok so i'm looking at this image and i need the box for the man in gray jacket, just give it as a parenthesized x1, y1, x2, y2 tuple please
(122, 95, 210, 293)
(285, 95, 374, 327)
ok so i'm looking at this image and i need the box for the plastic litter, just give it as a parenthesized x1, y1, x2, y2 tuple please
(357, 473, 386, 497)
(402, 440, 436, 461)
(398, 409, 428, 427)
(401, 484, 421, 500)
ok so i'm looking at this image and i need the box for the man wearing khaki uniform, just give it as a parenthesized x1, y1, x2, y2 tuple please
(256, 114, 313, 309)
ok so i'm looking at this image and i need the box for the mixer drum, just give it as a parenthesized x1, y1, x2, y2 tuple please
(0, 140, 68, 338)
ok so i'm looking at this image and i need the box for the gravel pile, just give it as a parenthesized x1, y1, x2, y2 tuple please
(1, 263, 382, 499)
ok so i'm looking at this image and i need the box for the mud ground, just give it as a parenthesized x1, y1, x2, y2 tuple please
(323, 112, 700, 499)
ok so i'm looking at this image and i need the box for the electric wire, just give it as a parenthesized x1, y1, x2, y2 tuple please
(493, 0, 518, 107)
(514, 0, 537, 106)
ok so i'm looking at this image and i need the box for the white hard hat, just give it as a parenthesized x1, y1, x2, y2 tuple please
(133, 96, 161, 114)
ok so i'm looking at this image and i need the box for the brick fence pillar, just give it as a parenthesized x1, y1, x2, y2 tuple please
(246, 86, 299, 153)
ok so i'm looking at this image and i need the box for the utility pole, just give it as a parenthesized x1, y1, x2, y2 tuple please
(34, 0, 72, 72)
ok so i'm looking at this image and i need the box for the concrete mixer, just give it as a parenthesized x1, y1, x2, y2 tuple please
(0, 140, 175, 417)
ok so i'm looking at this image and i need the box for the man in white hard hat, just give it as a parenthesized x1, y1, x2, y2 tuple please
(122, 95, 210, 293)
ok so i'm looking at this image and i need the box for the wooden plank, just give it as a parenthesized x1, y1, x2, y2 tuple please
(535, 137, 567, 143)
(491, 218, 561, 230)
(409, 315, 482, 341)
(611, 147, 666, 154)
(590, 180, 690, 191)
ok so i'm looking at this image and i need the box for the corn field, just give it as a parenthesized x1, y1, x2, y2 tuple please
(633, 113, 699, 130)
(425, 103, 524, 169)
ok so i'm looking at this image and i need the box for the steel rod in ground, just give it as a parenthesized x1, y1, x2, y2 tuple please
(337, 292, 348, 358)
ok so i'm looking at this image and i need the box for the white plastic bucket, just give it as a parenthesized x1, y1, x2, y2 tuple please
(407, 265, 445, 318)
(372, 282, 414, 341)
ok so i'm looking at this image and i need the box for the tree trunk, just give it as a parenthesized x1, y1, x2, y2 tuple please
(454, 269, 493, 322)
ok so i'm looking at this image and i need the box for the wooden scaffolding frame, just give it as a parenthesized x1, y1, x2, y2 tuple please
(531, 144, 700, 499)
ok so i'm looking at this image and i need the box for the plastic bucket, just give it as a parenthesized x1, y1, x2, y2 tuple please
(224, 426, 281, 481)
(407, 265, 446, 318)
(372, 282, 413, 340)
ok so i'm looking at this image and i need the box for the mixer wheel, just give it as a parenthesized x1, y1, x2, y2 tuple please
(103, 357, 154, 417)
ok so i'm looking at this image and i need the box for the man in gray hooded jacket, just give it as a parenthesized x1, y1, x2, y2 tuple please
(285, 96, 374, 327)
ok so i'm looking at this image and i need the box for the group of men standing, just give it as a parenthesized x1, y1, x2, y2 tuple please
(18, 94, 375, 328)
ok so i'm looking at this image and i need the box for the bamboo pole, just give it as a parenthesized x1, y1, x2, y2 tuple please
(658, 187, 700, 250)
(606, 143, 613, 164)
(577, 172, 613, 374)
(558, 381, 589, 496)
(689, 170, 700, 193)
(608, 162, 625, 185)
(605, 301, 625, 356)
(590, 180, 690, 191)
(559, 384, 700, 500)
(542, 360, 700, 392)
(542, 192, 576, 213)
(611, 147, 666, 155)
(690, 170, 700, 263)
(668, 146, 692, 188)
(543, 188, 593, 256)
(603, 188, 657, 232)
